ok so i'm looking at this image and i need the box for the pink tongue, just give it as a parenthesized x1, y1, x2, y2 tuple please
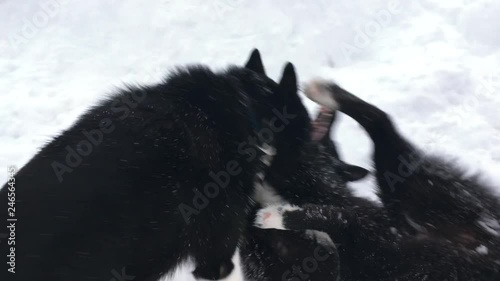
(311, 122, 328, 141)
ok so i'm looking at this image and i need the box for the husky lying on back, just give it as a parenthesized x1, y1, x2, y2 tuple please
(256, 80, 500, 280)
(0, 50, 312, 281)
(240, 104, 370, 281)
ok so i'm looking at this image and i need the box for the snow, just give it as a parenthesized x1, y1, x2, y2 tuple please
(1, 0, 499, 280)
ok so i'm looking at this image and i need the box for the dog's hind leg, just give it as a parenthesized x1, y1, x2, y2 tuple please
(304, 80, 414, 164)
(303, 80, 497, 242)
(303, 80, 429, 226)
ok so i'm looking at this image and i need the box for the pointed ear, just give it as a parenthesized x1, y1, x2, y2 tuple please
(278, 62, 298, 96)
(245, 49, 266, 75)
(339, 163, 369, 182)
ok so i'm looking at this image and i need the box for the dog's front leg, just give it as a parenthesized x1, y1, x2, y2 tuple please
(254, 204, 355, 235)
(189, 186, 249, 281)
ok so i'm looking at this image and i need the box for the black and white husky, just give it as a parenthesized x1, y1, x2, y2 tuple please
(0, 50, 312, 281)
(240, 105, 369, 281)
(256, 80, 500, 280)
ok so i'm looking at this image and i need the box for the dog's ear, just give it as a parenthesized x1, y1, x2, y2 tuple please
(277, 62, 298, 97)
(245, 49, 266, 75)
(339, 163, 369, 182)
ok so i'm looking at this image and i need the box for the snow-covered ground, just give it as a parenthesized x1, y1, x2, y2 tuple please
(1, 0, 499, 280)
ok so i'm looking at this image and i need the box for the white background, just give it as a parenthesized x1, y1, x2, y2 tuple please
(1, 0, 500, 280)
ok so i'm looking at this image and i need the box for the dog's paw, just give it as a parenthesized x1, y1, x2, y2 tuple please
(304, 79, 338, 110)
(254, 204, 301, 230)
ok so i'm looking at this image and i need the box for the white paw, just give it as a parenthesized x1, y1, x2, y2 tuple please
(303, 79, 338, 110)
(254, 204, 301, 230)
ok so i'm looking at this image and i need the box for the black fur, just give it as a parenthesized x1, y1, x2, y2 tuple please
(240, 107, 369, 281)
(313, 81, 500, 249)
(0, 50, 311, 281)
(241, 217, 340, 281)
(279, 204, 499, 280)
(262, 80, 500, 280)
